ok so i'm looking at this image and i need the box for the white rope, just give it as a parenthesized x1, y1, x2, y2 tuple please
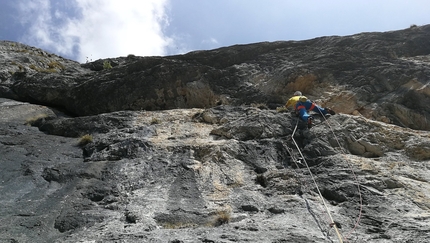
(318, 109, 363, 241)
(291, 118, 344, 243)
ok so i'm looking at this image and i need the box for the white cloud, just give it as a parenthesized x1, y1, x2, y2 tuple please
(18, 0, 61, 51)
(17, 0, 172, 62)
(202, 37, 219, 45)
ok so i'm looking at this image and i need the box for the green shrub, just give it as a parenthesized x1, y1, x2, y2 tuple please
(103, 60, 112, 69)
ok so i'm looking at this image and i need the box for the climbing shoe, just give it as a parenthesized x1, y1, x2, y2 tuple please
(307, 117, 314, 128)
(325, 108, 336, 115)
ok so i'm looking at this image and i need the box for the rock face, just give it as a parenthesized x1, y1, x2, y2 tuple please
(2, 25, 430, 130)
(0, 25, 430, 243)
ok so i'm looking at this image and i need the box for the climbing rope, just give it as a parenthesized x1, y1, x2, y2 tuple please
(287, 107, 365, 241)
(282, 120, 335, 241)
(290, 118, 345, 243)
(318, 110, 364, 241)
(280, 107, 365, 242)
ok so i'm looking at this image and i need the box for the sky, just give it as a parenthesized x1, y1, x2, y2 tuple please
(1, 0, 429, 63)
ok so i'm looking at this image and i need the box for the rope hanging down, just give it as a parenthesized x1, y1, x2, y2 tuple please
(288, 109, 364, 242)
(283, 120, 337, 241)
(290, 119, 345, 243)
(317, 111, 363, 240)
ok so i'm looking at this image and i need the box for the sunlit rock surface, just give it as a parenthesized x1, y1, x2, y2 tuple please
(1, 25, 430, 242)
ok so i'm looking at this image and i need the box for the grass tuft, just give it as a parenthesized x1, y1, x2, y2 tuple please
(251, 103, 268, 109)
(150, 117, 161, 125)
(211, 210, 231, 227)
(47, 61, 65, 70)
(276, 106, 288, 113)
(25, 114, 49, 126)
(78, 134, 93, 146)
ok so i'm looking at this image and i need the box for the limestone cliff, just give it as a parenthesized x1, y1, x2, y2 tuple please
(1, 24, 430, 130)
(0, 25, 429, 243)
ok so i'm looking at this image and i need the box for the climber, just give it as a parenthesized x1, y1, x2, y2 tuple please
(285, 91, 335, 128)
